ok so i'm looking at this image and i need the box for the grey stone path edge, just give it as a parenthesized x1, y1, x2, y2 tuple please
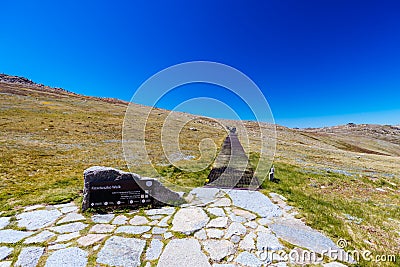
(0, 188, 354, 267)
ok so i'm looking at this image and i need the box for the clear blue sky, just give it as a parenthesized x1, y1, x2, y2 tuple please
(1, 0, 399, 127)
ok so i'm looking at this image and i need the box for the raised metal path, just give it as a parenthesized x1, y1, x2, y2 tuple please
(205, 131, 260, 188)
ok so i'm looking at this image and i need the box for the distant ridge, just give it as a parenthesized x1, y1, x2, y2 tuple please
(0, 73, 128, 105)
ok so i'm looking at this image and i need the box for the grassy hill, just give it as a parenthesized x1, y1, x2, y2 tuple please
(1, 75, 399, 265)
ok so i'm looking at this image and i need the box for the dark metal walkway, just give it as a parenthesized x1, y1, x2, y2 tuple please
(205, 130, 260, 189)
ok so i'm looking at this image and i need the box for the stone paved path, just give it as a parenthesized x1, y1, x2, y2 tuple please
(0, 188, 352, 267)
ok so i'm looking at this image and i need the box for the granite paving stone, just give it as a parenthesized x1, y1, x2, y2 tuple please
(234, 251, 263, 267)
(23, 205, 44, 212)
(232, 208, 257, 220)
(157, 215, 170, 227)
(89, 224, 115, 233)
(207, 207, 226, 217)
(206, 228, 225, 239)
(152, 227, 167, 234)
(207, 217, 228, 228)
(145, 239, 164, 260)
(145, 207, 175, 216)
(77, 234, 107, 247)
(0, 261, 11, 267)
(54, 232, 80, 243)
(47, 243, 70, 250)
(224, 222, 247, 238)
(112, 215, 128, 225)
(0, 247, 13, 261)
(172, 207, 209, 234)
(50, 222, 87, 233)
(97, 236, 146, 267)
(57, 213, 85, 224)
(45, 247, 87, 267)
(116, 226, 151, 234)
(15, 247, 44, 267)
(244, 221, 258, 229)
(17, 209, 62, 230)
(24, 230, 55, 244)
(203, 240, 235, 261)
(91, 214, 115, 223)
(239, 232, 256, 251)
(164, 232, 173, 239)
(228, 213, 246, 223)
(129, 215, 149, 225)
(226, 190, 282, 218)
(269, 220, 355, 263)
(230, 235, 241, 243)
(0, 218, 10, 230)
(60, 205, 78, 214)
(209, 197, 231, 207)
(0, 230, 33, 243)
(194, 229, 207, 240)
(158, 238, 211, 267)
(257, 231, 283, 250)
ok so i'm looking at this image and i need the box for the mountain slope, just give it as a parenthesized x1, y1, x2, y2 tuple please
(0, 74, 399, 264)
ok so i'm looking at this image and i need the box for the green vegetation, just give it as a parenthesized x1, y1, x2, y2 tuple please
(253, 156, 400, 266)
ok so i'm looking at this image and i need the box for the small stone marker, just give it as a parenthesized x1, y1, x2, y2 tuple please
(82, 166, 184, 211)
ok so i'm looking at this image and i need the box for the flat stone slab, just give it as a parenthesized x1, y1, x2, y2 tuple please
(91, 214, 115, 223)
(157, 215, 170, 227)
(16, 209, 62, 230)
(145, 207, 176, 216)
(225, 189, 282, 218)
(48, 244, 69, 250)
(207, 217, 228, 228)
(50, 222, 87, 233)
(24, 230, 55, 244)
(77, 234, 107, 247)
(256, 231, 283, 250)
(0, 217, 10, 230)
(239, 232, 256, 251)
(60, 205, 78, 214)
(152, 227, 167, 234)
(224, 222, 247, 238)
(90, 224, 115, 233)
(15, 247, 44, 267)
(206, 229, 224, 239)
(0, 261, 12, 267)
(158, 238, 211, 267)
(45, 247, 87, 267)
(172, 207, 209, 234)
(269, 220, 355, 263)
(0, 230, 33, 243)
(0, 247, 13, 261)
(145, 239, 163, 260)
(202, 240, 235, 261)
(97, 236, 146, 267)
(57, 213, 85, 224)
(115, 226, 151, 234)
(207, 207, 226, 217)
(210, 197, 231, 207)
(112, 215, 128, 225)
(129, 215, 149, 225)
(235, 251, 263, 267)
(55, 232, 80, 243)
(188, 187, 221, 204)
